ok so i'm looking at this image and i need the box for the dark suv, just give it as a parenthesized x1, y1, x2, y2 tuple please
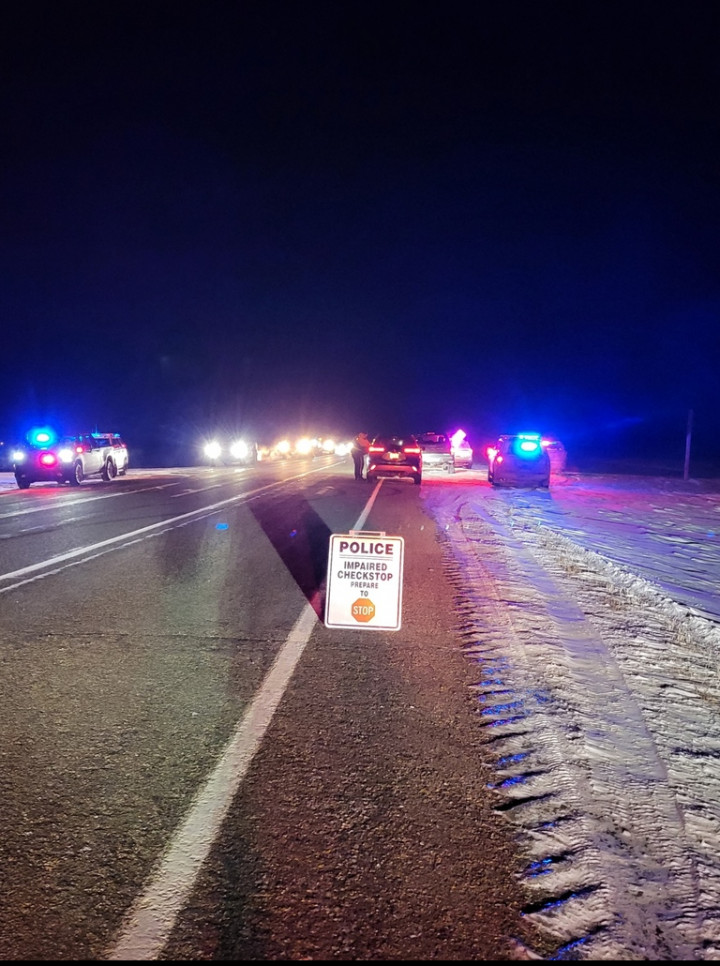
(366, 435, 422, 485)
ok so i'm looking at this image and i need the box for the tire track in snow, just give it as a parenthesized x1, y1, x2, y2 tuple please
(423, 488, 720, 960)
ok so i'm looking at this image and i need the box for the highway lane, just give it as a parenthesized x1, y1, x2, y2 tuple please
(0, 460, 539, 961)
(0, 457, 360, 959)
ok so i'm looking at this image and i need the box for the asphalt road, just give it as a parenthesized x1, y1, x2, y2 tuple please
(0, 460, 547, 961)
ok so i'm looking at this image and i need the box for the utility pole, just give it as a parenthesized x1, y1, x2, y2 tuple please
(683, 408, 693, 481)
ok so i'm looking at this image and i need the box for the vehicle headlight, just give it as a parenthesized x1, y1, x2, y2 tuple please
(229, 440, 249, 460)
(296, 437, 313, 456)
(57, 447, 74, 463)
(204, 441, 222, 460)
(11, 449, 26, 462)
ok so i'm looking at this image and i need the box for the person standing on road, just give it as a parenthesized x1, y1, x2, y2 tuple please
(351, 431, 370, 480)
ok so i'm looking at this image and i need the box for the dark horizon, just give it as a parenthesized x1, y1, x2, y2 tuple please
(2, 1, 719, 465)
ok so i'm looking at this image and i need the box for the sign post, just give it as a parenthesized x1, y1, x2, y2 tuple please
(324, 530, 404, 631)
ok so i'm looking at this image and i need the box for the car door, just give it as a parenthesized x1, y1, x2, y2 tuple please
(85, 435, 106, 475)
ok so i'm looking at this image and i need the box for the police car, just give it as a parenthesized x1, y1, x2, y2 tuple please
(13, 431, 129, 488)
(486, 433, 550, 488)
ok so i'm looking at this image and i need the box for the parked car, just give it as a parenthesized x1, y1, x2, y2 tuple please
(13, 432, 127, 488)
(450, 430, 473, 469)
(91, 432, 129, 475)
(415, 432, 454, 474)
(541, 436, 567, 473)
(367, 435, 423, 485)
(487, 433, 550, 488)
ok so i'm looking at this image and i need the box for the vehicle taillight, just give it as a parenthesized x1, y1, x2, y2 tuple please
(403, 446, 421, 454)
(369, 445, 385, 453)
(40, 453, 57, 467)
(75, 445, 85, 454)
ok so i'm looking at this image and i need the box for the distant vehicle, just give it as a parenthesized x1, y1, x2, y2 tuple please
(13, 432, 127, 488)
(541, 437, 567, 472)
(415, 432, 455, 474)
(201, 436, 258, 466)
(487, 433, 550, 488)
(367, 435, 423, 485)
(450, 429, 473, 469)
(0, 437, 19, 472)
(256, 436, 320, 461)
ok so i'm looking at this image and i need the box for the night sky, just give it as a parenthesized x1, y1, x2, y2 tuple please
(2, 0, 720, 463)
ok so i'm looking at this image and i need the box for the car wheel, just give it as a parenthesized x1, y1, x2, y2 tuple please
(15, 475, 30, 489)
(102, 458, 117, 481)
(414, 473, 422, 485)
(70, 462, 84, 486)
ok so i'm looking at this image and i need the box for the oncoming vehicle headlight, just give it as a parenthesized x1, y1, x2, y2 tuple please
(296, 437, 313, 456)
(229, 439, 249, 460)
(11, 449, 26, 463)
(204, 441, 222, 460)
(57, 447, 74, 463)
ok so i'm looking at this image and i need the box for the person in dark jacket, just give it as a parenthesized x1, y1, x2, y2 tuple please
(351, 432, 370, 480)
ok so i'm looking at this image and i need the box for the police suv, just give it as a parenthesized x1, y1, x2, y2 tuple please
(13, 432, 128, 488)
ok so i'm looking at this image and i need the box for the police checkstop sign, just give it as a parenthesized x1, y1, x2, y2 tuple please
(324, 531, 404, 631)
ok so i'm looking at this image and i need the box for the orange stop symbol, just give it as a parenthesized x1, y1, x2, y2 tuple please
(352, 598, 376, 622)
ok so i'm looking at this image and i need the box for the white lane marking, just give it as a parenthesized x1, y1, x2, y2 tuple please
(0, 482, 180, 520)
(106, 598, 319, 961)
(105, 495, 375, 960)
(0, 463, 336, 591)
(170, 483, 226, 496)
(353, 478, 383, 529)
